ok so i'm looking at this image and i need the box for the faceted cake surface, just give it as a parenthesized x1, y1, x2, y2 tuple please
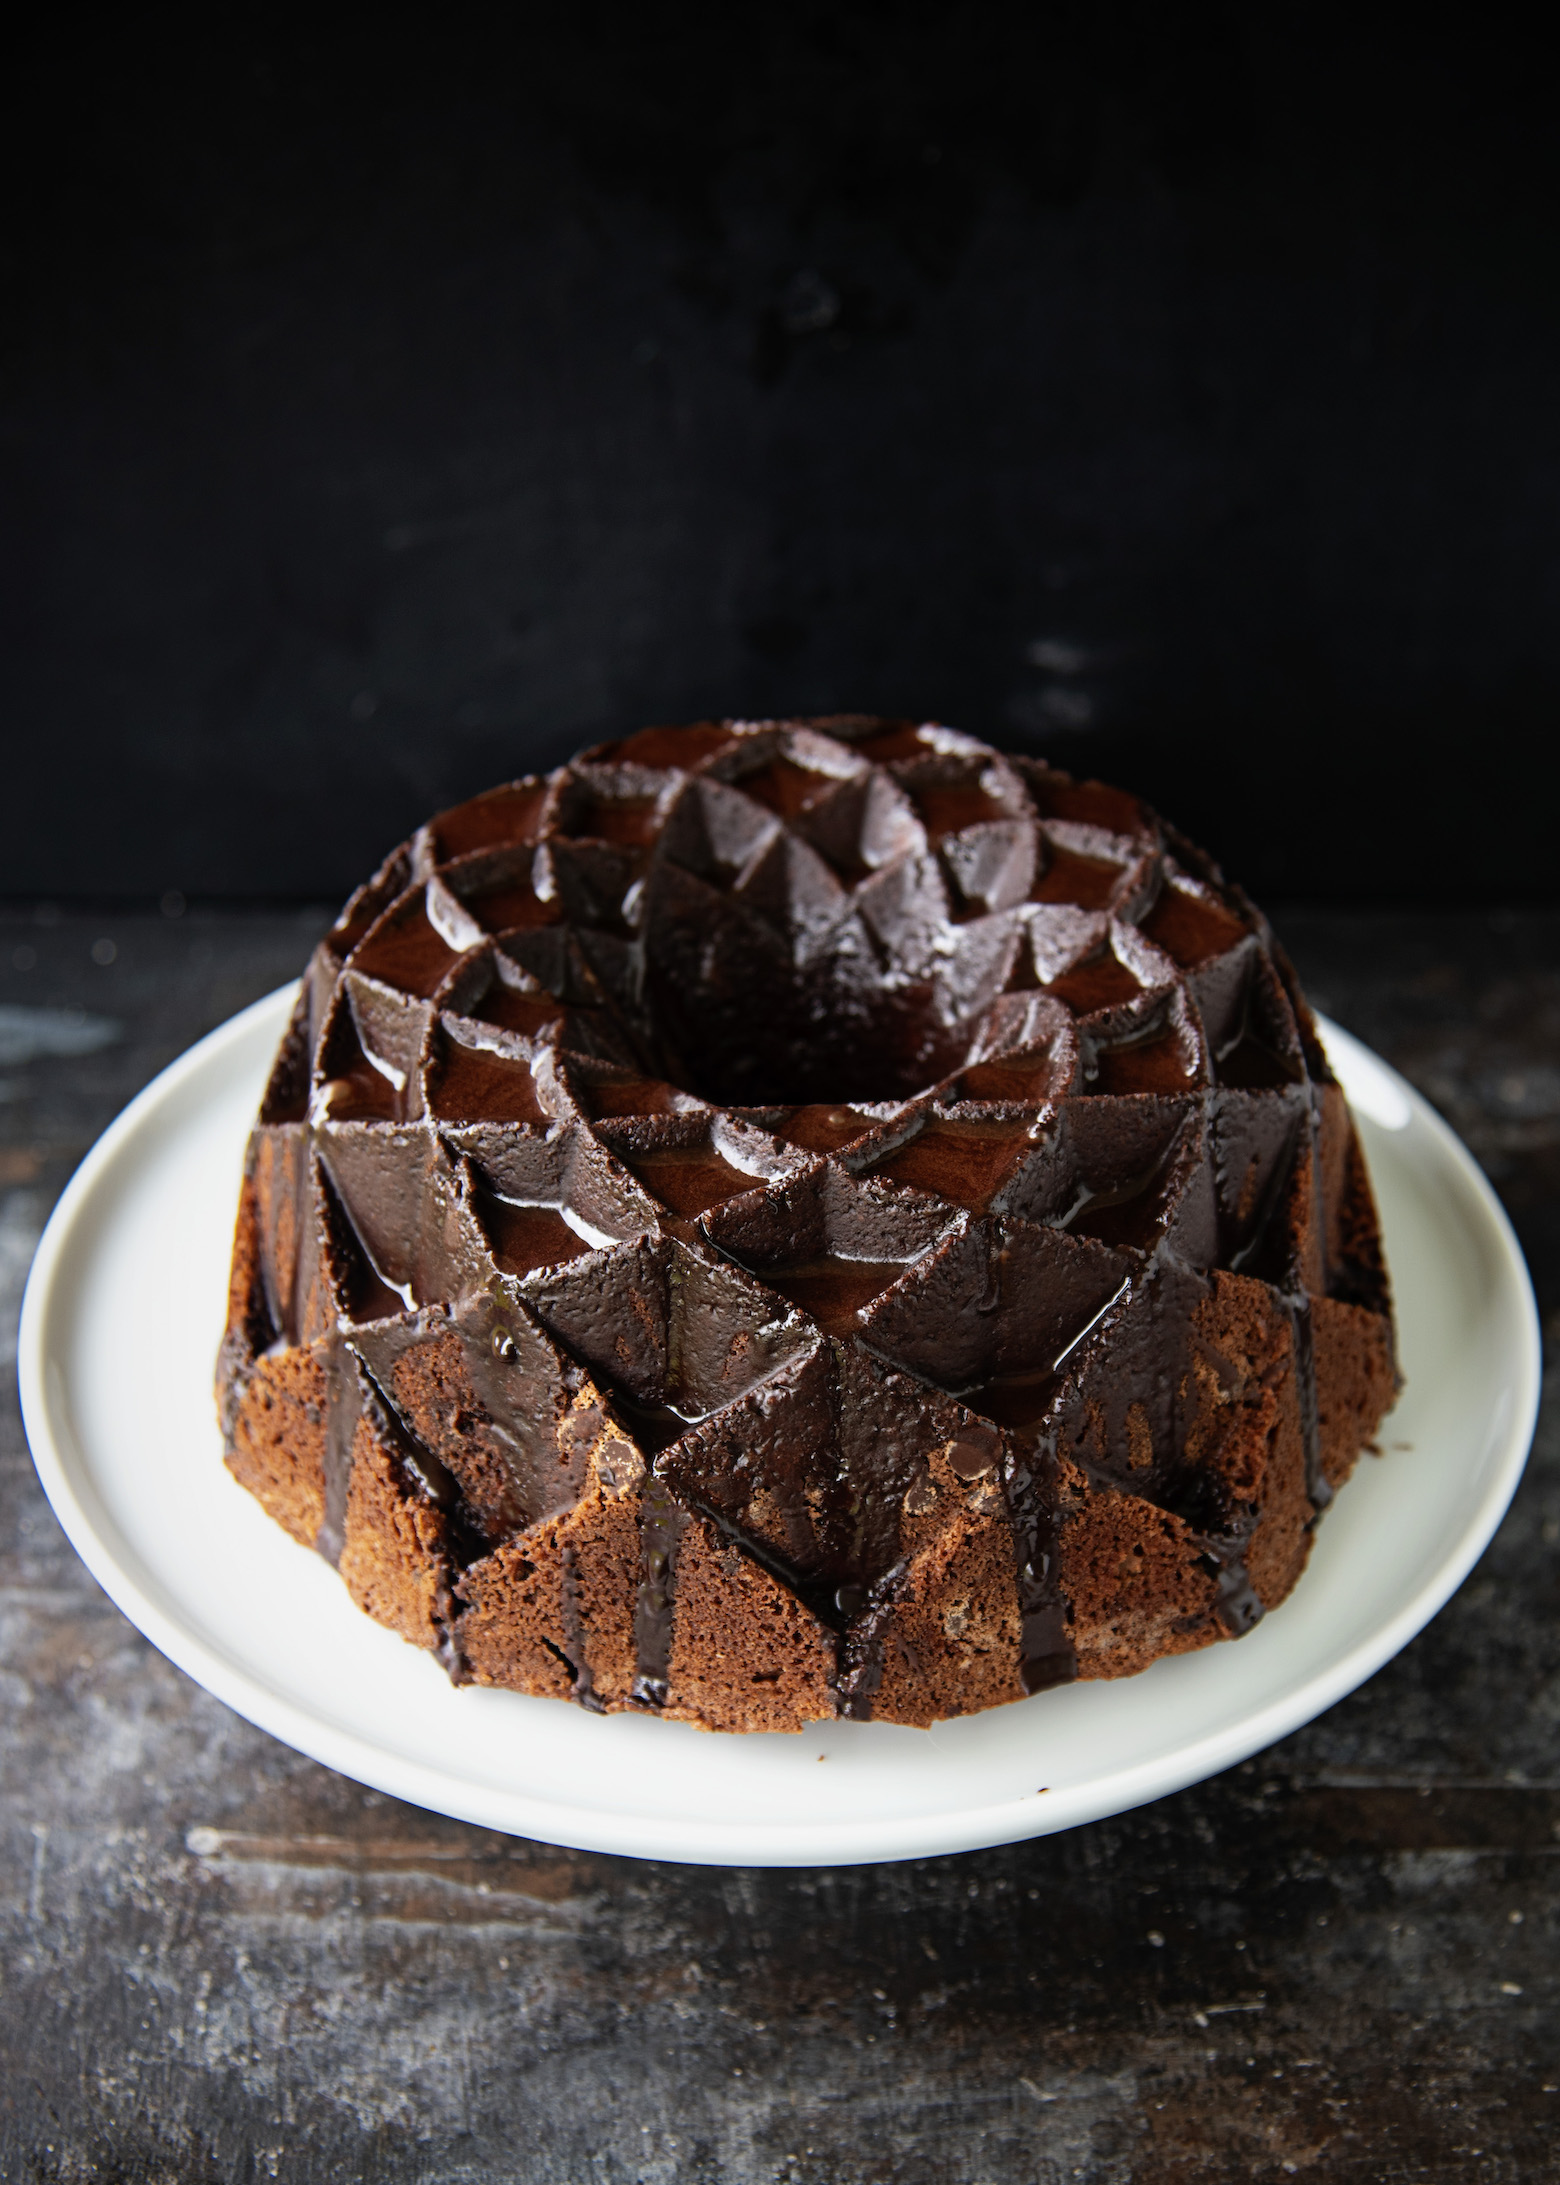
(219, 717, 1399, 1731)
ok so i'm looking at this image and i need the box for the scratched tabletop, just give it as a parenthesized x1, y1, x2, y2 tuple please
(1, 906, 1556, 2185)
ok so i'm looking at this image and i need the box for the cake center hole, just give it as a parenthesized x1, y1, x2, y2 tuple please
(644, 952, 975, 1107)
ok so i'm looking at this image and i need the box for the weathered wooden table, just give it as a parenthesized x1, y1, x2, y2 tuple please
(2, 908, 1555, 2183)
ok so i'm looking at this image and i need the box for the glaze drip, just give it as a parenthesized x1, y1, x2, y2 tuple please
(316, 1336, 363, 1567)
(633, 1482, 689, 1706)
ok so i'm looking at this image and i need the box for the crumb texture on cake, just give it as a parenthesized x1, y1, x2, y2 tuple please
(217, 717, 1400, 1731)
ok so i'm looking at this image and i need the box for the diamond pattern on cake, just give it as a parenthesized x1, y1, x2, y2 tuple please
(219, 717, 1400, 1732)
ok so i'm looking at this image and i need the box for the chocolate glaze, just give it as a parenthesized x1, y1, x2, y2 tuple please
(1003, 1432, 1078, 1695)
(558, 1546, 604, 1712)
(632, 1480, 690, 1707)
(316, 1337, 363, 1567)
(218, 717, 1399, 1726)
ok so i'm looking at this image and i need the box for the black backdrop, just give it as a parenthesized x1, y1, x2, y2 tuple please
(4, 6, 1557, 906)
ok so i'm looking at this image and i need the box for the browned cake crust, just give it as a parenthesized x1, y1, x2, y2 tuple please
(218, 717, 1399, 1731)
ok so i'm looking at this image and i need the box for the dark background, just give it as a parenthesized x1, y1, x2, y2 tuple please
(4, 4, 1558, 908)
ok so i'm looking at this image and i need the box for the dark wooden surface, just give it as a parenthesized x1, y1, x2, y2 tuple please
(2, 907, 1556, 2184)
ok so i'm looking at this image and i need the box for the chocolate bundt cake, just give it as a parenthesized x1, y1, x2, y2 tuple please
(219, 717, 1398, 1732)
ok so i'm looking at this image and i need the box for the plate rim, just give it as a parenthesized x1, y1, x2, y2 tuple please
(17, 989, 1542, 1867)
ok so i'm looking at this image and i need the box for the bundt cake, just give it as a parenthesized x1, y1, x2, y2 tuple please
(218, 716, 1399, 1732)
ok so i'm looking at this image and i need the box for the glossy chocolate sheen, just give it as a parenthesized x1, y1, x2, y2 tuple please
(218, 717, 1399, 1729)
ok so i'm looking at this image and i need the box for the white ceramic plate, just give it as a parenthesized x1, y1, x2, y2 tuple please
(18, 991, 1540, 1867)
